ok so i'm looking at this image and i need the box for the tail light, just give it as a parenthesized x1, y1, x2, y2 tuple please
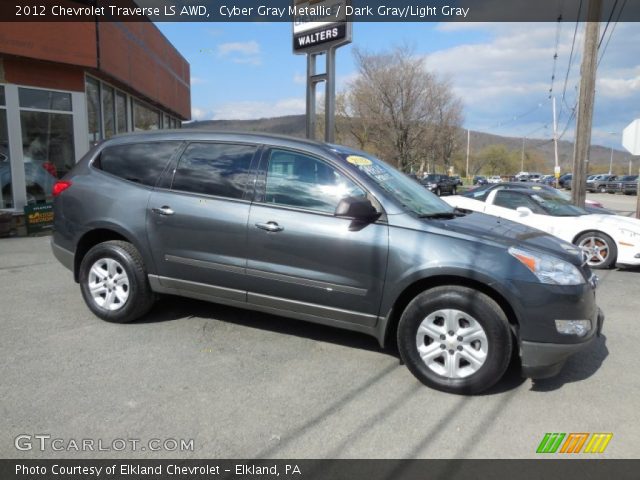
(52, 180, 72, 197)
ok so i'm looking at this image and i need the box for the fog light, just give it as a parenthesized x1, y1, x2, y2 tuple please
(555, 320, 591, 337)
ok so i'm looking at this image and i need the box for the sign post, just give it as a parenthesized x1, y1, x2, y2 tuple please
(292, 0, 351, 142)
(622, 119, 640, 218)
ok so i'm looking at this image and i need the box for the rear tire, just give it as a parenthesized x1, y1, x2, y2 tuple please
(79, 240, 155, 323)
(397, 286, 512, 395)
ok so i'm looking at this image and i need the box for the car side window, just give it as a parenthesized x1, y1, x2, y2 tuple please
(264, 149, 365, 213)
(171, 142, 257, 199)
(494, 191, 543, 213)
(95, 141, 182, 187)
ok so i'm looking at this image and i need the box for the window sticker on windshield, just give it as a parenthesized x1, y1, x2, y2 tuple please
(346, 155, 372, 166)
(532, 186, 541, 190)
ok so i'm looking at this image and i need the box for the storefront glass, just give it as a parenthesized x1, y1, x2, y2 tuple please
(116, 91, 127, 134)
(102, 84, 115, 139)
(86, 77, 101, 145)
(134, 100, 160, 131)
(19, 87, 75, 205)
(0, 86, 11, 208)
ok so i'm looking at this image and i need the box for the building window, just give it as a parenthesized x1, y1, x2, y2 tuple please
(133, 100, 160, 131)
(19, 87, 75, 206)
(1, 86, 11, 208)
(115, 91, 127, 134)
(86, 77, 101, 145)
(19, 88, 72, 112)
(102, 84, 115, 139)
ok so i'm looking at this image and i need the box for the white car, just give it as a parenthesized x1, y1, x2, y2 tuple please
(443, 187, 640, 269)
(487, 175, 502, 184)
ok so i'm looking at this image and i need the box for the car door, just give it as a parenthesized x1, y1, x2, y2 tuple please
(245, 147, 389, 327)
(146, 141, 260, 301)
(486, 190, 557, 233)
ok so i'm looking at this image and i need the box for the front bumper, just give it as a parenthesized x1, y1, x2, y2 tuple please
(520, 308, 604, 379)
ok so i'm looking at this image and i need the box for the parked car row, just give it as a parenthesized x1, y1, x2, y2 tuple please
(603, 175, 638, 194)
(557, 173, 639, 195)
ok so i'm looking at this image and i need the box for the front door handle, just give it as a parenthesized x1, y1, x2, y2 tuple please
(152, 206, 175, 216)
(255, 221, 284, 232)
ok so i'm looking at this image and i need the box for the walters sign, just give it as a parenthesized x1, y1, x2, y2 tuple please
(292, 0, 351, 53)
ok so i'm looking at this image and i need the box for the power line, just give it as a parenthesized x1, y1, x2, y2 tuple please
(548, 14, 563, 98)
(598, 0, 627, 67)
(560, 0, 582, 112)
(598, 0, 619, 50)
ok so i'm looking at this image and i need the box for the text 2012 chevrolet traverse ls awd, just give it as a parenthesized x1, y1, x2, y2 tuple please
(51, 131, 604, 394)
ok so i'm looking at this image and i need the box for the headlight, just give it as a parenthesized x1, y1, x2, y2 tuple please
(508, 247, 585, 285)
(619, 228, 640, 240)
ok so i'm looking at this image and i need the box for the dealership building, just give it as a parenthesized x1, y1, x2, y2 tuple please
(0, 18, 190, 220)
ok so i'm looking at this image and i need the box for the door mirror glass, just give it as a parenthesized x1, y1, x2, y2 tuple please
(516, 206, 533, 217)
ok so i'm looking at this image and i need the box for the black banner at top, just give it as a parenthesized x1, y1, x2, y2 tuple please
(2, 0, 640, 22)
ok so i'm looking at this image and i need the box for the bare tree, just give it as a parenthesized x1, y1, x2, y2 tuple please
(337, 46, 463, 173)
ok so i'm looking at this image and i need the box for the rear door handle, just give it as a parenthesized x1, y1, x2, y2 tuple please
(255, 222, 284, 232)
(152, 206, 175, 216)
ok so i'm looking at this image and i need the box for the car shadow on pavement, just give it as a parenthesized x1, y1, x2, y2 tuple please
(137, 294, 392, 356)
(529, 335, 609, 392)
(137, 295, 533, 395)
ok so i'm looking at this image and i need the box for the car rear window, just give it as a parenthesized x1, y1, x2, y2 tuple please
(95, 142, 182, 187)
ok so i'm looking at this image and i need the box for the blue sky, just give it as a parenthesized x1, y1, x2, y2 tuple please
(157, 21, 640, 149)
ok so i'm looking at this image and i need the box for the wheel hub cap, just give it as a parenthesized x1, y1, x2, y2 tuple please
(415, 309, 488, 379)
(88, 258, 130, 311)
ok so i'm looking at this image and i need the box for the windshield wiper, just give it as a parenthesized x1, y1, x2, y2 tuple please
(418, 208, 468, 219)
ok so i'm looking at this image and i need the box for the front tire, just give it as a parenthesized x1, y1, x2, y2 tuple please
(397, 286, 512, 395)
(576, 231, 617, 269)
(79, 240, 155, 323)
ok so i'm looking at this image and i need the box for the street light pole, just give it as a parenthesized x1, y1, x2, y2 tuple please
(609, 146, 614, 175)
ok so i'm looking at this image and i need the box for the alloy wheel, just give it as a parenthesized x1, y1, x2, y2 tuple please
(578, 236, 609, 267)
(87, 257, 130, 311)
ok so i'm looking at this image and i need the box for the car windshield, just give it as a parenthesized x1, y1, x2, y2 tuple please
(529, 191, 588, 216)
(335, 150, 454, 217)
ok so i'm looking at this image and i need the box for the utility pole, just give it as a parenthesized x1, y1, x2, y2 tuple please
(552, 96, 560, 187)
(521, 137, 525, 172)
(571, 0, 602, 207)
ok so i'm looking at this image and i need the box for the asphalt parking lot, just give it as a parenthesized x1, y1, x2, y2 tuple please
(1, 193, 639, 459)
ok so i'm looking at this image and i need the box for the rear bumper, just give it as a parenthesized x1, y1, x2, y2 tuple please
(520, 308, 604, 379)
(51, 237, 74, 272)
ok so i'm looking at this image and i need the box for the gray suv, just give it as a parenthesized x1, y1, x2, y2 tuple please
(51, 131, 604, 394)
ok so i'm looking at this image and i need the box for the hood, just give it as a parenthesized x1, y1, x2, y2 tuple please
(428, 211, 584, 266)
(587, 213, 640, 231)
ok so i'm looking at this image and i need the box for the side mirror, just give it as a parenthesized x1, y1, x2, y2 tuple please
(335, 196, 381, 223)
(516, 206, 533, 217)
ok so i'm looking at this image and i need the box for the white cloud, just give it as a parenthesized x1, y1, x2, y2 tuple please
(217, 41, 260, 56)
(422, 22, 640, 144)
(212, 98, 305, 120)
(216, 41, 262, 66)
(190, 77, 206, 86)
(598, 67, 640, 99)
(293, 72, 306, 85)
(191, 106, 210, 121)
